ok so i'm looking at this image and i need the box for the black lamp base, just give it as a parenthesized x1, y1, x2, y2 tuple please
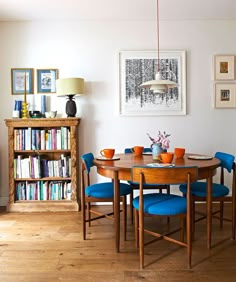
(66, 95, 77, 117)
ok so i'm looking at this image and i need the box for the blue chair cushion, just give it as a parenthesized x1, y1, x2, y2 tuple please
(215, 152, 235, 173)
(81, 152, 95, 173)
(133, 193, 186, 216)
(85, 182, 132, 198)
(179, 182, 230, 198)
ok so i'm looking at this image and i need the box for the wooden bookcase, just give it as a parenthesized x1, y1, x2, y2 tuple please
(5, 117, 81, 212)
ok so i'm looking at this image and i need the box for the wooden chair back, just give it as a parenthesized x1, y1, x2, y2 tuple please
(132, 166, 198, 186)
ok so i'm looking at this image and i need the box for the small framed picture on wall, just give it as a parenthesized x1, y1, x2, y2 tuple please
(11, 68, 34, 95)
(215, 83, 236, 108)
(37, 69, 59, 93)
(214, 55, 235, 80)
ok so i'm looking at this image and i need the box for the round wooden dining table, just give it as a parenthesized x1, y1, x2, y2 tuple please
(94, 153, 221, 252)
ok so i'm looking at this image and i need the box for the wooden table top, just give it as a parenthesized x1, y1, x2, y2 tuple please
(93, 153, 221, 181)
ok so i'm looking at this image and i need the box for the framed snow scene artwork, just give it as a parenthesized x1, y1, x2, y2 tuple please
(119, 50, 186, 116)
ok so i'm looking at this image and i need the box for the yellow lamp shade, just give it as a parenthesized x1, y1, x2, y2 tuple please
(56, 78, 84, 95)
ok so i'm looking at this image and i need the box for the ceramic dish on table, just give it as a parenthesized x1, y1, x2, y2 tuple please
(188, 155, 213, 160)
(96, 156, 120, 161)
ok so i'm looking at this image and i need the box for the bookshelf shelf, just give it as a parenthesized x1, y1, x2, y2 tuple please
(15, 177, 72, 181)
(15, 150, 71, 153)
(5, 117, 81, 212)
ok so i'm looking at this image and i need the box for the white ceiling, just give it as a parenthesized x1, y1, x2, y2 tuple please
(0, 0, 235, 22)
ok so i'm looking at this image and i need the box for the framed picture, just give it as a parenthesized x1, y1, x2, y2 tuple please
(214, 55, 235, 80)
(36, 69, 58, 93)
(215, 83, 236, 108)
(11, 68, 34, 95)
(118, 50, 186, 116)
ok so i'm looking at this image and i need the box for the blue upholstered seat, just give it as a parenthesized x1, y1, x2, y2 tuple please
(133, 193, 187, 215)
(179, 152, 234, 198)
(179, 151, 235, 233)
(179, 182, 229, 198)
(81, 152, 133, 242)
(124, 147, 170, 223)
(86, 182, 133, 198)
(131, 165, 198, 269)
(82, 152, 132, 198)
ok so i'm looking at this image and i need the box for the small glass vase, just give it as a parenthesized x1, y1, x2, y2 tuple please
(151, 143, 164, 160)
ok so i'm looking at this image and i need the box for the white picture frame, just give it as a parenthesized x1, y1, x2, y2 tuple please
(214, 55, 235, 80)
(118, 50, 186, 116)
(215, 83, 236, 108)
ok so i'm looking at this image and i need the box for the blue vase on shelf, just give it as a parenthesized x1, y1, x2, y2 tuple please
(14, 100, 22, 118)
(151, 143, 164, 160)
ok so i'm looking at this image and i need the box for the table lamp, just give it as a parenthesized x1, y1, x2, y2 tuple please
(56, 77, 84, 117)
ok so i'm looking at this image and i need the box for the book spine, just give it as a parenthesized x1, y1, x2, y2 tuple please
(40, 129, 45, 150)
(56, 129, 61, 150)
(16, 155, 22, 178)
(51, 128, 57, 149)
(36, 129, 41, 150)
(63, 127, 68, 150)
(31, 129, 36, 150)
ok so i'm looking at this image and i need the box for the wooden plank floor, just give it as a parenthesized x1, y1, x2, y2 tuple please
(0, 204, 235, 282)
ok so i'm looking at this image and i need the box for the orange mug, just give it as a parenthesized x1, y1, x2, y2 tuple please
(174, 147, 185, 159)
(160, 152, 174, 163)
(100, 148, 115, 159)
(131, 146, 144, 156)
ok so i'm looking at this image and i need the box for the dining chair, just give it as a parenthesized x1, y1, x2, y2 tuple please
(179, 151, 236, 240)
(80, 152, 133, 243)
(125, 147, 170, 223)
(132, 165, 198, 269)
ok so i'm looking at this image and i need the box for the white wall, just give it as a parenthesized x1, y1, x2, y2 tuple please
(0, 19, 236, 205)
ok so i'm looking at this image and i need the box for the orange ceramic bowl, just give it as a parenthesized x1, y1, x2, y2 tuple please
(100, 148, 115, 159)
(160, 152, 174, 163)
(174, 147, 185, 159)
(132, 146, 144, 156)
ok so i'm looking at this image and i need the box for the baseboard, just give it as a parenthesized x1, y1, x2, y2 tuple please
(0, 196, 8, 207)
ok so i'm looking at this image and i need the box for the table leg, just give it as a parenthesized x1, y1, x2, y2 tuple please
(207, 174, 213, 249)
(113, 170, 120, 252)
(232, 168, 236, 240)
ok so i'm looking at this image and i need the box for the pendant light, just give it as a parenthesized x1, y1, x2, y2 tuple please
(140, 0, 177, 93)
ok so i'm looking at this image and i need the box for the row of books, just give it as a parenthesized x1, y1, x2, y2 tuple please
(14, 154, 71, 179)
(16, 181, 72, 201)
(14, 127, 71, 150)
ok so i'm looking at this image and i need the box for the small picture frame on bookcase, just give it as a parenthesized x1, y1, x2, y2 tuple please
(37, 69, 59, 93)
(11, 68, 34, 95)
(215, 83, 236, 108)
(214, 55, 235, 80)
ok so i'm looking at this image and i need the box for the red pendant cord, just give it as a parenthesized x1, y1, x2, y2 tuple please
(157, 0, 160, 73)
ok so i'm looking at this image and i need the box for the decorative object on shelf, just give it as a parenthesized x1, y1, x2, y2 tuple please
(214, 83, 236, 108)
(147, 131, 170, 160)
(11, 68, 34, 95)
(41, 95, 46, 116)
(139, 0, 177, 93)
(21, 102, 28, 119)
(214, 55, 235, 80)
(14, 100, 22, 118)
(22, 72, 28, 119)
(28, 110, 43, 118)
(45, 111, 57, 118)
(37, 69, 59, 93)
(56, 77, 85, 117)
(12, 110, 20, 118)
